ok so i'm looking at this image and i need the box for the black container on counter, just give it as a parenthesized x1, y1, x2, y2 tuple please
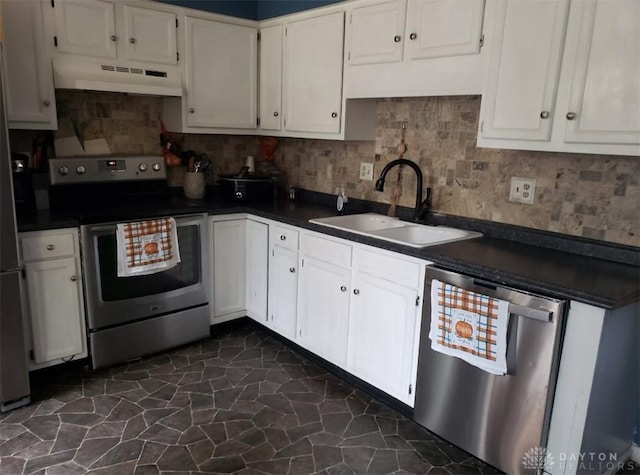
(217, 174, 275, 202)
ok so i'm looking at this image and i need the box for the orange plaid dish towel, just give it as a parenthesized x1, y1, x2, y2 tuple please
(428, 279, 510, 375)
(116, 218, 181, 277)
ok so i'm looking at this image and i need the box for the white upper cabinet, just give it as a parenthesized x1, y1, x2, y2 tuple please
(185, 17, 257, 129)
(480, 0, 569, 141)
(52, 0, 117, 59)
(259, 24, 283, 131)
(562, 0, 640, 145)
(51, 0, 179, 66)
(478, 0, 640, 156)
(344, 0, 487, 98)
(283, 11, 345, 134)
(121, 5, 177, 65)
(2, 0, 57, 129)
(405, 0, 485, 60)
(348, 0, 406, 65)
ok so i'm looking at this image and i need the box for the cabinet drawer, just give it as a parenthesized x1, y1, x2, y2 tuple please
(301, 233, 352, 267)
(354, 246, 421, 289)
(272, 226, 299, 250)
(21, 233, 76, 261)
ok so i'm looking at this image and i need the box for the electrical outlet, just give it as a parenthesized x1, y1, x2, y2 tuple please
(360, 162, 374, 181)
(509, 177, 536, 205)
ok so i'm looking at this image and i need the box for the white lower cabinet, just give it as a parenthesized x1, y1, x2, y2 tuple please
(297, 253, 352, 368)
(246, 219, 269, 322)
(19, 228, 86, 369)
(266, 224, 300, 336)
(348, 268, 420, 406)
(212, 218, 247, 320)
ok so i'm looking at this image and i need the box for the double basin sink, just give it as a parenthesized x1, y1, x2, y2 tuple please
(309, 213, 481, 248)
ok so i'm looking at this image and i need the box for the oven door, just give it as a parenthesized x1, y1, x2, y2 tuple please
(81, 214, 209, 331)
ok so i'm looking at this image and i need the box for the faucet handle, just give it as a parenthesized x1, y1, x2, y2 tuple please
(424, 187, 432, 207)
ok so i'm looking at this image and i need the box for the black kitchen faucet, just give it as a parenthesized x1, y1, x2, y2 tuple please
(374, 158, 432, 221)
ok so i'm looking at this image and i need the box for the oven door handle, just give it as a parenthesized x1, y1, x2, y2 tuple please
(509, 304, 552, 322)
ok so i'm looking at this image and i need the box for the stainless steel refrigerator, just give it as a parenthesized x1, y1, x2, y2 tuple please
(0, 47, 31, 412)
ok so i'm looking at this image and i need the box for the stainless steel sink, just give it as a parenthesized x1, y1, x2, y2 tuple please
(309, 213, 481, 248)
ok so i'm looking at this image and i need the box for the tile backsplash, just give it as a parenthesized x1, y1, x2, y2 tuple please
(9, 91, 639, 247)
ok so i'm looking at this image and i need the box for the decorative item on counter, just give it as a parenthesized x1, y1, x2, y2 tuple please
(159, 117, 182, 168)
(336, 186, 348, 215)
(245, 155, 255, 172)
(260, 137, 279, 162)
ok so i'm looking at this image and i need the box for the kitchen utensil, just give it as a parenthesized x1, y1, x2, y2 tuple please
(218, 174, 274, 202)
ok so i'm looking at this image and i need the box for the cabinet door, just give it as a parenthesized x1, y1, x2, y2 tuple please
(53, 0, 117, 59)
(213, 220, 247, 317)
(2, 0, 57, 128)
(259, 25, 282, 131)
(185, 17, 257, 129)
(283, 12, 344, 134)
(481, 0, 569, 141)
(347, 0, 406, 65)
(246, 220, 268, 321)
(121, 5, 177, 65)
(297, 255, 351, 367)
(405, 0, 484, 60)
(348, 272, 419, 405)
(25, 258, 84, 364)
(268, 246, 299, 339)
(563, 0, 640, 144)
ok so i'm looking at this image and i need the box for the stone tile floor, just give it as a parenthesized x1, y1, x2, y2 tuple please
(0, 321, 503, 474)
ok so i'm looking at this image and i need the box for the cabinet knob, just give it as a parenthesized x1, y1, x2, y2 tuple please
(46, 244, 55, 251)
(340, 286, 347, 292)
(353, 288, 359, 295)
(273, 111, 279, 117)
(331, 112, 338, 118)
(289, 267, 295, 273)
(409, 32, 417, 40)
(394, 35, 401, 43)
(42, 100, 50, 107)
(188, 108, 195, 113)
(540, 111, 549, 119)
(110, 35, 117, 42)
(129, 37, 136, 44)
(70, 276, 78, 282)
(566, 112, 576, 120)
(280, 235, 286, 240)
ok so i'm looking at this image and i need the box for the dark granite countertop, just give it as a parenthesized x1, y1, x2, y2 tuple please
(16, 194, 639, 310)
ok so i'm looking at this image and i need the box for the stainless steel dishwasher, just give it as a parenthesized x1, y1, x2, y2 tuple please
(414, 266, 566, 474)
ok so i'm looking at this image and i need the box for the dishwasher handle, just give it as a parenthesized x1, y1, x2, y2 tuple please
(509, 304, 552, 322)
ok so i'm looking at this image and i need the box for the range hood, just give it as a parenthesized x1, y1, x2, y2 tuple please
(52, 57, 182, 97)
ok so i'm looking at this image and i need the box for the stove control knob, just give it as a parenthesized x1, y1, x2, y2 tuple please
(152, 163, 161, 172)
(138, 163, 148, 172)
(76, 165, 86, 175)
(59, 166, 69, 176)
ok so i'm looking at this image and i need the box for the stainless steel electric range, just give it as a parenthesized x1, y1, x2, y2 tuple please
(49, 156, 210, 369)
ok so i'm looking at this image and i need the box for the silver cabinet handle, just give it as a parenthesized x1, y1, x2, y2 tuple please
(340, 286, 347, 292)
(289, 267, 295, 273)
(353, 289, 360, 295)
(46, 244, 54, 251)
(129, 37, 136, 44)
(110, 35, 117, 42)
(273, 112, 279, 117)
(409, 33, 417, 40)
(394, 35, 401, 43)
(509, 304, 552, 322)
(540, 111, 549, 119)
(42, 100, 50, 107)
(331, 112, 338, 118)
(566, 112, 576, 120)
(188, 108, 195, 113)
(70, 276, 78, 282)
(280, 235, 286, 240)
